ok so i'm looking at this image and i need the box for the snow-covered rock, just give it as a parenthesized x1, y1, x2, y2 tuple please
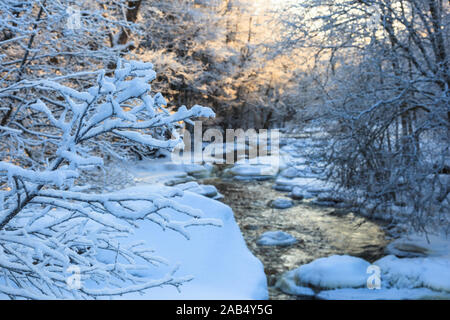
(278, 250, 450, 299)
(182, 163, 213, 179)
(296, 255, 370, 289)
(175, 181, 221, 199)
(269, 198, 294, 209)
(278, 255, 370, 295)
(375, 255, 450, 293)
(280, 167, 298, 179)
(385, 233, 450, 258)
(273, 176, 332, 195)
(289, 186, 305, 200)
(276, 271, 315, 297)
(225, 156, 283, 181)
(256, 231, 297, 247)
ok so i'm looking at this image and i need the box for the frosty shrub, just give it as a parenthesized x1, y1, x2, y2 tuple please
(0, 59, 220, 299)
(279, 0, 450, 232)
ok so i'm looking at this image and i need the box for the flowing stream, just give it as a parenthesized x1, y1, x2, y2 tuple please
(201, 176, 390, 300)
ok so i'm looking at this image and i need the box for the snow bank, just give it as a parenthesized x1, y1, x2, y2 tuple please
(229, 164, 277, 180)
(117, 186, 268, 299)
(277, 255, 371, 296)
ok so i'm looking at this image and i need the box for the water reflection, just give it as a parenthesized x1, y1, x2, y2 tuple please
(203, 178, 389, 300)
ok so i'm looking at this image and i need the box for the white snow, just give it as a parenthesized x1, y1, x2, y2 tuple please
(276, 270, 315, 297)
(0, 161, 78, 186)
(227, 164, 277, 181)
(128, 158, 212, 186)
(279, 167, 298, 179)
(113, 186, 268, 299)
(0, 57, 267, 300)
(375, 255, 450, 293)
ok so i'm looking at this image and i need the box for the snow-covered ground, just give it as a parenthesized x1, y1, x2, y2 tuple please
(113, 161, 269, 299)
(116, 185, 268, 299)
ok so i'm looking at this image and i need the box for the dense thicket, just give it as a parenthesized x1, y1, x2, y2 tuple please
(279, 0, 449, 232)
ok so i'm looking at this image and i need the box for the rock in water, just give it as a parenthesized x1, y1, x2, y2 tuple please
(175, 181, 219, 198)
(289, 186, 304, 200)
(280, 167, 298, 179)
(269, 198, 294, 209)
(257, 231, 298, 247)
(292, 255, 370, 290)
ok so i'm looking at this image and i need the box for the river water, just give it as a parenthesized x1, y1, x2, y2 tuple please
(202, 177, 390, 300)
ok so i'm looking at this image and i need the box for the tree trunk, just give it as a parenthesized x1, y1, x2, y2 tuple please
(117, 0, 143, 46)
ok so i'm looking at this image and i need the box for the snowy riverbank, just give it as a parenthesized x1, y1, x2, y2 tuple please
(111, 162, 269, 299)
(93, 128, 449, 300)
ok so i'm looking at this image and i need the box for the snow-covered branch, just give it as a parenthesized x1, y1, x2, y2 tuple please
(0, 59, 218, 299)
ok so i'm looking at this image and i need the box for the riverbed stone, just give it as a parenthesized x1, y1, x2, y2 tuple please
(256, 231, 298, 247)
(289, 186, 304, 200)
(269, 198, 294, 209)
(273, 184, 294, 192)
(280, 167, 298, 179)
(175, 181, 219, 198)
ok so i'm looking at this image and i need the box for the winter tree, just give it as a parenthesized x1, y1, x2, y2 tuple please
(0, 58, 219, 299)
(0, 0, 222, 299)
(278, 0, 449, 231)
